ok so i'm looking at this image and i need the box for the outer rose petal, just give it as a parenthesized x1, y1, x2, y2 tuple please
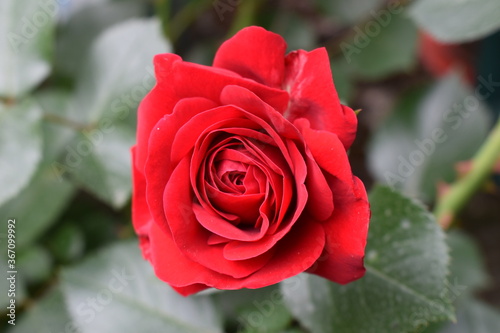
(213, 26, 287, 89)
(171, 284, 210, 297)
(131, 146, 152, 260)
(144, 98, 219, 230)
(149, 212, 326, 294)
(136, 54, 181, 172)
(297, 119, 369, 283)
(283, 49, 358, 150)
(309, 176, 369, 284)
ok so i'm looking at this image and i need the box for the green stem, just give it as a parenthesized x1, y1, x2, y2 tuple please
(434, 117, 500, 227)
(43, 113, 92, 131)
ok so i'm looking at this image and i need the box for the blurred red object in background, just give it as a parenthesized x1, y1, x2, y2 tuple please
(419, 31, 476, 85)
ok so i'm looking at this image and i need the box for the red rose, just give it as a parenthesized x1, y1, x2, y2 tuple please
(131, 26, 370, 296)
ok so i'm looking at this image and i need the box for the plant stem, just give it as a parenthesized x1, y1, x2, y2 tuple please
(43, 113, 91, 131)
(434, 117, 500, 228)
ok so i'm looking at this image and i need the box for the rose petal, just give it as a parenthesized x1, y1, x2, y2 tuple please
(169, 56, 289, 112)
(164, 156, 274, 278)
(308, 176, 370, 284)
(131, 146, 152, 260)
(137, 52, 290, 171)
(229, 218, 326, 288)
(213, 26, 287, 89)
(149, 219, 227, 288)
(304, 152, 334, 221)
(135, 54, 182, 172)
(295, 118, 354, 187)
(223, 144, 309, 261)
(171, 284, 210, 297)
(149, 212, 325, 294)
(144, 97, 218, 230)
(283, 49, 357, 150)
(192, 202, 268, 241)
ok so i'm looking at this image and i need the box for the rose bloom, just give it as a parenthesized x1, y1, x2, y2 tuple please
(131, 26, 370, 296)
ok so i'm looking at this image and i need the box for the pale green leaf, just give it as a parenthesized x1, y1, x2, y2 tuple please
(0, 100, 43, 206)
(410, 0, 500, 43)
(61, 241, 223, 333)
(0, 0, 55, 97)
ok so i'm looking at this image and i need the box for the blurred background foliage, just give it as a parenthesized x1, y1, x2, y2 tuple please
(1, 0, 500, 332)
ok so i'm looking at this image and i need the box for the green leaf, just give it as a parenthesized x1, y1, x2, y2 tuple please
(6, 288, 76, 333)
(36, 89, 77, 162)
(47, 223, 85, 263)
(55, 0, 146, 78)
(0, 163, 76, 248)
(0, 0, 55, 97)
(68, 18, 171, 124)
(281, 186, 454, 333)
(214, 287, 292, 333)
(63, 123, 135, 208)
(281, 329, 307, 333)
(409, 0, 500, 43)
(331, 57, 354, 103)
(0, 100, 43, 206)
(57, 18, 171, 207)
(417, 230, 494, 333)
(368, 73, 491, 201)
(270, 12, 316, 52)
(61, 241, 223, 333)
(436, 298, 500, 333)
(447, 230, 489, 298)
(341, 13, 418, 80)
(0, 93, 76, 247)
(17, 245, 52, 284)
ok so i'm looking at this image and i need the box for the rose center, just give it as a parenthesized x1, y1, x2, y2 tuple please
(215, 159, 248, 194)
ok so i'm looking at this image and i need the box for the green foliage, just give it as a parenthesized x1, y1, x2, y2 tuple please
(6, 288, 72, 333)
(58, 18, 171, 208)
(342, 14, 418, 80)
(61, 241, 223, 333)
(214, 286, 292, 333)
(55, 0, 146, 78)
(0, 0, 55, 97)
(368, 73, 491, 201)
(17, 245, 52, 285)
(0, 100, 43, 206)
(281, 186, 454, 333)
(410, 0, 500, 42)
